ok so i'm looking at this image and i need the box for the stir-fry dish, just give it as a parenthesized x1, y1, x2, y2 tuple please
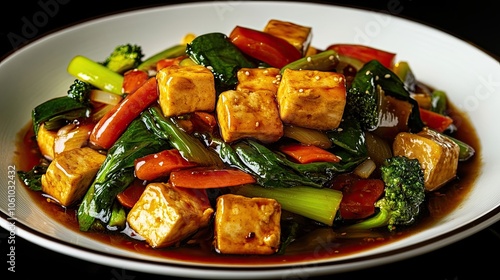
(17, 19, 477, 256)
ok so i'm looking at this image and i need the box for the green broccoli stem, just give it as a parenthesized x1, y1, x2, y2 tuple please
(233, 184, 343, 226)
(67, 55, 124, 95)
(343, 208, 391, 231)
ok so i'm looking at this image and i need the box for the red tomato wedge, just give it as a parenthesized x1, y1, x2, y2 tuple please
(339, 178, 385, 220)
(116, 180, 146, 208)
(122, 69, 148, 94)
(134, 149, 197, 181)
(89, 77, 158, 150)
(327, 44, 396, 68)
(419, 107, 453, 132)
(169, 168, 256, 189)
(279, 143, 340, 164)
(229, 25, 302, 68)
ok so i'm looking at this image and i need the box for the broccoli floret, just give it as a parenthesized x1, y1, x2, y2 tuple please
(102, 44, 144, 74)
(346, 155, 426, 231)
(67, 79, 92, 105)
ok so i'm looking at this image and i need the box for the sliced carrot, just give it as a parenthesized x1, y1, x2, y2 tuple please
(134, 149, 197, 181)
(89, 77, 158, 150)
(116, 180, 146, 208)
(169, 167, 256, 188)
(122, 69, 149, 94)
(419, 107, 453, 133)
(279, 143, 340, 164)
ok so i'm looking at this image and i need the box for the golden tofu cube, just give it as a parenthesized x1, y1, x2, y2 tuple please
(37, 123, 57, 161)
(41, 147, 106, 206)
(393, 128, 460, 191)
(156, 65, 216, 117)
(277, 69, 346, 130)
(127, 183, 214, 248)
(236, 67, 281, 94)
(214, 194, 281, 255)
(216, 89, 283, 143)
(263, 19, 312, 55)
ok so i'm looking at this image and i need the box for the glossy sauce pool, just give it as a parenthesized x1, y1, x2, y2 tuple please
(13, 102, 482, 265)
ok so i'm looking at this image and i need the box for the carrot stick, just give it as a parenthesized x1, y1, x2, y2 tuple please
(169, 167, 256, 188)
(279, 143, 340, 164)
(89, 77, 158, 149)
(134, 149, 197, 181)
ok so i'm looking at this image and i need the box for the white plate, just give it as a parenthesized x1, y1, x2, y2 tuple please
(1, 1, 499, 279)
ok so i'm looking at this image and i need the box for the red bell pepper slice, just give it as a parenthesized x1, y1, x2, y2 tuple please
(116, 180, 146, 208)
(89, 77, 158, 149)
(334, 176, 385, 220)
(327, 44, 396, 68)
(122, 69, 148, 94)
(419, 107, 453, 132)
(229, 25, 302, 68)
(169, 167, 256, 189)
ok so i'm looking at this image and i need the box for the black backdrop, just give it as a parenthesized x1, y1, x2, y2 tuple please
(1, 1, 499, 279)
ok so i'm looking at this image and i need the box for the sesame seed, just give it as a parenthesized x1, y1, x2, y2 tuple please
(244, 71, 250, 76)
(384, 74, 391, 78)
(329, 55, 335, 61)
(315, 75, 320, 80)
(299, 88, 304, 93)
(206, 65, 213, 70)
(307, 56, 312, 62)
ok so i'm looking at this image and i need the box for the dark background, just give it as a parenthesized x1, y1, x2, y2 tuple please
(1, 1, 499, 279)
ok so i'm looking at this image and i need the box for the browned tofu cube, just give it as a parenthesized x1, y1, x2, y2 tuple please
(277, 69, 346, 130)
(37, 123, 57, 161)
(156, 65, 216, 117)
(393, 128, 460, 191)
(216, 89, 283, 143)
(214, 194, 281, 255)
(41, 147, 106, 206)
(127, 183, 214, 248)
(263, 19, 312, 55)
(236, 67, 281, 94)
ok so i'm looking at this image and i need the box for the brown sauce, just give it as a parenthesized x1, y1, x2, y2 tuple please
(13, 100, 482, 265)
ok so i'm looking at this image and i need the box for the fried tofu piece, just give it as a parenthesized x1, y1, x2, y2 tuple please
(236, 67, 281, 94)
(263, 19, 312, 55)
(214, 194, 281, 255)
(393, 127, 460, 191)
(156, 65, 216, 117)
(37, 123, 57, 161)
(216, 89, 283, 143)
(127, 183, 214, 248)
(41, 147, 106, 206)
(277, 69, 346, 130)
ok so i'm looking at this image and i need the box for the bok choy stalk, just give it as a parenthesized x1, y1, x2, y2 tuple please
(233, 184, 343, 226)
(77, 113, 169, 231)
